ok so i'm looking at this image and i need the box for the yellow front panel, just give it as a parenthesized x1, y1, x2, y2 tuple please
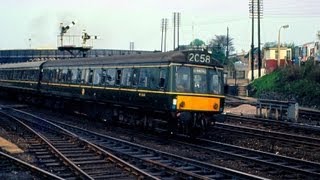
(177, 95, 220, 111)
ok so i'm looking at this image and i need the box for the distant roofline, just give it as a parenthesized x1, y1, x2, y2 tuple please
(0, 48, 153, 52)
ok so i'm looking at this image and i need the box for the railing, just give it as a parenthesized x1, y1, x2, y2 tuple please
(256, 99, 299, 122)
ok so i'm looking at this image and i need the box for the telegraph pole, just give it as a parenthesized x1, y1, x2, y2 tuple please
(177, 12, 181, 50)
(161, 18, 164, 52)
(249, 0, 263, 80)
(164, 18, 168, 52)
(173, 12, 181, 50)
(250, 0, 255, 81)
(257, 0, 263, 77)
(173, 13, 176, 50)
(226, 27, 229, 62)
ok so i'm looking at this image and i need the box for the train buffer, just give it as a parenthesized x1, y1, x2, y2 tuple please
(256, 99, 299, 122)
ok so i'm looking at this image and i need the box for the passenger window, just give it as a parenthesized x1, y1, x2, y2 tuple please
(138, 68, 148, 88)
(106, 69, 116, 86)
(57, 69, 64, 82)
(76, 69, 82, 83)
(82, 69, 89, 84)
(66, 69, 72, 82)
(132, 69, 139, 87)
(100, 69, 107, 85)
(93, 69, 101, 85)
(115, 69, 122, 85)
(158, 68, 167, 90)
(88, 69, 94, 84)
(70, 69, 77, 83)
(121, 68, 132, 86)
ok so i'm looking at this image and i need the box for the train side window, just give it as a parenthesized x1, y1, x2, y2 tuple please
(44, 69, 50, 82)
(7, 70, 12, 80)
(132, 69, 139, 87)
(100, 69, 107, 85)
(208, 69, 220, 94)
(22, 70, 28, 80)
(158, 68, 167, 90)
(62, 69, 68, 83)
(115, 69, 122, 85)
(82, 69, 90, 84)
(66, 69, 72, 83)
(106, 69, 116, 86)
(121, 68, 132, 86)
(57, 69, 63, 82)
(76, 69, 82, 84)
(93, 68, 101, 85)
(69, 69, 77, 84)
(88, 69, 94, 84)
(138, 68, 148, 88)
(54, 69, 59, 82)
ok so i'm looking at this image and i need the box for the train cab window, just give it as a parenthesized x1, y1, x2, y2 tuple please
(208, 69, 222, 94)
(106, 69, 116, 86)
(193, 68, 208, 94)
(175, 66, 191, 92)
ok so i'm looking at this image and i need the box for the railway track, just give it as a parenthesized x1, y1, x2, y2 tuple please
(0, 109, 155, 179)
(6, 107, 265, 180)
(225, 95, 320, 123)
(299, 107, 320, 123)
(225, 114, 320, 138)
(41, 116, 320, 179)
(0, 150, 62, 180)
(214, 122, 320, 150)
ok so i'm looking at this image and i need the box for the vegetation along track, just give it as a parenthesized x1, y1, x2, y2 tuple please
(0, 150, 62, 180)
(0, 109, 155, 180)
(6, 107, 265, 180)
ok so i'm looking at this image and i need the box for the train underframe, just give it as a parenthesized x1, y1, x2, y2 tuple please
(1, 89, 217, 137)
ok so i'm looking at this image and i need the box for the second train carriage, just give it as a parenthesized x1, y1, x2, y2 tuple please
(0, 50, 225, 135)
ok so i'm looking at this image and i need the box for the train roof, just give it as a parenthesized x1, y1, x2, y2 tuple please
(0, 61, 45, 69)
(42, 50, 223, 68)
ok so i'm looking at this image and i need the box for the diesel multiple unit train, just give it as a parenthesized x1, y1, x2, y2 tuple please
(0, 50, 225, 135)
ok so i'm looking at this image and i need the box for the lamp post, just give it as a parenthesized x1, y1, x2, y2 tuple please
(277, 25, 289, 67)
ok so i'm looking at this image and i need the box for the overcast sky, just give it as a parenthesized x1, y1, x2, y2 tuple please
(1, 0, 320, 53)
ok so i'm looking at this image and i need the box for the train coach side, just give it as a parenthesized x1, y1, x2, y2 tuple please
(0, 61, 44, 98)
(0, 50, 225, 136)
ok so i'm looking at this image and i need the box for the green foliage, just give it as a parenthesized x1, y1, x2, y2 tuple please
(250, 65, 320, 108)
(190, 38, 205, 47)
(208, 35, 234, 64)
(263, 41, 277, 48)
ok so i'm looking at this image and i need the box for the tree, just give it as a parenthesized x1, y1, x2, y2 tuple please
(189, 38, 205, 47)
(208, 35, 234, 64)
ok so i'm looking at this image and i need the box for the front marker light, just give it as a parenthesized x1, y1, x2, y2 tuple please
(173, 99, 177, 105)
(172, 98, 177, 110)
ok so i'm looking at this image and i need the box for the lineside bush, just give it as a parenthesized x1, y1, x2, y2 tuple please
(249, 61, 320, 109)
